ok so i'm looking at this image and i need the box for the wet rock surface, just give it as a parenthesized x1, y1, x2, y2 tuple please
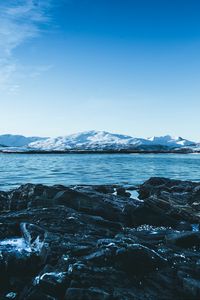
(0, 178, 200, 299)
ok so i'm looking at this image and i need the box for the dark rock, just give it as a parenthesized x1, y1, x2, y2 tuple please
(124, 202, 178, 227)
(116, 187, 130, 197)
(0, 223, 21, 239)
(166, 231, 200, 248)
(138, 177, 197, 201)
(114, 244, 167, 275)
(182, 277, 200, 298)
(137, 177, 200, 226)
(176, 221, 193, 231)
(0, 192, 9, 212)
(32, 265, 68, 298)
(64, 288, 110, 300)
(191, 186, 200, 204)
(177, 271, 200, 299)
(92, 185, 115, 194)
(1, 178, 200, 299)
(20, 287, 57, 300)
(53, 188, 124, 223)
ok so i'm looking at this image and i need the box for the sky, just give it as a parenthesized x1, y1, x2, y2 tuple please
(0, 0, 200, 141)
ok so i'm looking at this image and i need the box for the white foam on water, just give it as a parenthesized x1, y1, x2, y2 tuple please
(128, 189, 144, 202)
(128, 190, 139, 199)
(0, 238, 31, 253)
(112, 188, 117, 196)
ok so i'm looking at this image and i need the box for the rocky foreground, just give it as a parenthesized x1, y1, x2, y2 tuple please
(1, 178, 200, 299)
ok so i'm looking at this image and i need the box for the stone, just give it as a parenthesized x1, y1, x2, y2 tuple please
(0, 178, 200, 299)
(64, 288, 110, 300)
(182, 277, 200, 298)
(114, 244, 167, 275)
(116, 187, 131, 197)
(33, 265, 68, 298)
(166, 232, 200, 248)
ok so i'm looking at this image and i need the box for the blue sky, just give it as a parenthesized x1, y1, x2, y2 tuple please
(0, 0, 200, 140)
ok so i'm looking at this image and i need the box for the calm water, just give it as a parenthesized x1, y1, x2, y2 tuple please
(0, 153, 200, 190)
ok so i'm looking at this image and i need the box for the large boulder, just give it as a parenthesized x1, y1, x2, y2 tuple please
(114, 244, 167, 275)
(137, 177, 200, 225)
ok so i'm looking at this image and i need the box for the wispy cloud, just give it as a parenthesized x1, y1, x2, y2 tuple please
(0, 0, 52, 93)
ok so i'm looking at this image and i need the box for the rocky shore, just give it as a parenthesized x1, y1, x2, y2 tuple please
(1, 177, 200, 299)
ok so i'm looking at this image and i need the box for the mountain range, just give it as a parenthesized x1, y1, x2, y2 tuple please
(0, 134, 46, 147)
(0, 131, 199, 153)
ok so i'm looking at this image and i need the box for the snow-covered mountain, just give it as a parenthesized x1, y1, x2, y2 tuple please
(28, 131, 141, 151)
(28, 131, 197, 151)
(0, 131, 197, 152)
(146, 135, 196, 148)
(0, 134, 47, 147)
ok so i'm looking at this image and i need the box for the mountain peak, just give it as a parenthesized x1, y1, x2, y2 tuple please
(27, 131, 196, 151)
(0, 131, 197, 151)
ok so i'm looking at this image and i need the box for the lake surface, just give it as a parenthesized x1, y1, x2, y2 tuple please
(0, 153, 200, 190)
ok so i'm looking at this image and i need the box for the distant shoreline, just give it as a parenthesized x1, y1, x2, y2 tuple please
(0, 149, 199, 154)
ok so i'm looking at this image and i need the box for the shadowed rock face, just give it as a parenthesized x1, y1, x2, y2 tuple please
(0, 178, 200, 299)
